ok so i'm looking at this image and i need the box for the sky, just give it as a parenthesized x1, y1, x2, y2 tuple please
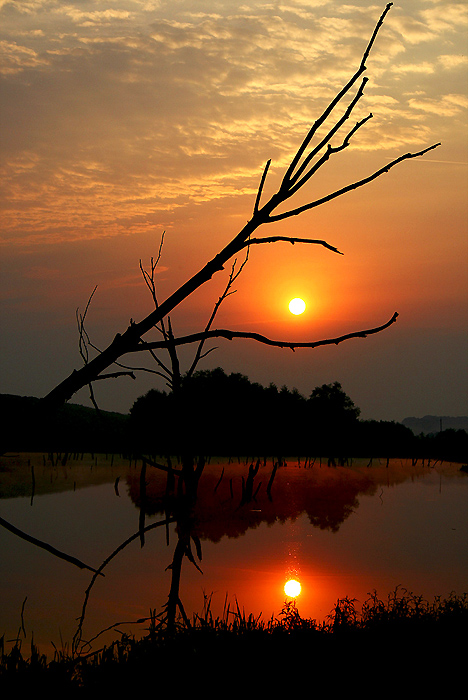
(1, 0, 467, 422)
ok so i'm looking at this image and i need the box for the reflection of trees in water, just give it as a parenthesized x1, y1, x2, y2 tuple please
(126, 460, 415, 541)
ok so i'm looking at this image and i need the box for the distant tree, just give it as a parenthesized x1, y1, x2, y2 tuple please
(129, 367, 307, 457)
(307, 382, 360, 461)
(355, 419, 416, 459)
(425, 429, 468, 463)
(309, 382, 361, 422)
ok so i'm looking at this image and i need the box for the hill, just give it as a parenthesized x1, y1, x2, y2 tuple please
(402, 415, 468, 435)
(0, 394, 129, 454)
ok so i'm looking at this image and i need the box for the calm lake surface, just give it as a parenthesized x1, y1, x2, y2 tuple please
(1, 453, 467, 655)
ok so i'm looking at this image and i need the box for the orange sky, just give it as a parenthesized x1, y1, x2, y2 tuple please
(1, 0, 467, 421)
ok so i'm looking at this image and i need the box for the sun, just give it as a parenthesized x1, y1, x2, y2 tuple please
(288, 298, 306, 315)
(284, 579, 302, 597)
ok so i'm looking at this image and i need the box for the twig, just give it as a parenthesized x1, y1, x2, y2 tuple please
(269, 144, 441, 222)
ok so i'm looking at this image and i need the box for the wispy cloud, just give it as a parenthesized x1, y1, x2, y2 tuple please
(0, 1, 466, 248)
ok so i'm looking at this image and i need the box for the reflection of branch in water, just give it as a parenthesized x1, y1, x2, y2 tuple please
(30, 464, 35, 506)
(267, 462, 279, 501)
(139, 460, 147, 547)
(239, 460, 261, 507)
(0, 515, 102, 575)
(73, 517, 174, 654)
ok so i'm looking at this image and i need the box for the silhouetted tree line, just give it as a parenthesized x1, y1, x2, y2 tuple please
(2, 373, 467, 463)
(128, 368, 467, 463)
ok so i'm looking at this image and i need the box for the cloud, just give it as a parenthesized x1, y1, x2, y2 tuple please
(58, 5, 133, 26)
(391, 61, 435, 75)
(388, 15, 437, 44)
(0, 0, 466, 248)
(408, 93, 468, 117)
(438, 54, 468, 70)
(420, 3, 468, 33)
(0, 39, 50, 74)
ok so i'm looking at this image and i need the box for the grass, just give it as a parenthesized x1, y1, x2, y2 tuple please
(1, 588, 466, 693)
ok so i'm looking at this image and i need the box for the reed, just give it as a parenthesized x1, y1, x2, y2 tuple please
(1, 588, 466, 692)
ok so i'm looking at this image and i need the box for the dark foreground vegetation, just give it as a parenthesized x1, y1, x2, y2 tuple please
(1, 589, 466, 693)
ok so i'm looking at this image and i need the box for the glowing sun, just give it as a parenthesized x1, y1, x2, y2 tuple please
(288, 298, 306, 315)
(284, 579, 302, 597)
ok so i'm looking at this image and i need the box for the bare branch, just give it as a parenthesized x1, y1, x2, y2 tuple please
(240, 236, 343, 255)
(93, 371, 136, 381)
(362, 3, 393, 67)
(134, 312, 399, 354)
(268, 143, 441, 223)
(139, 230, 168, 341)
(73, 516, 174, 653)
(87, 336, 172, 383)
(76, 285, 98, 365)
(288, 112, 373, 198)
(282, 3, 393, 186)
(186, 246, 250, 379)
(253, 159, 271, 214)
(142, 454, 183, 476)
(288, 79, 370, 191)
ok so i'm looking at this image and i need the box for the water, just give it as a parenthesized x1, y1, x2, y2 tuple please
(1, 454, 467, 655)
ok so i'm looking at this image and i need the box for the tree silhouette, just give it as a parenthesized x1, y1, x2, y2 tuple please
(41, 3, 439, 413)
(308, 382, 361, 463)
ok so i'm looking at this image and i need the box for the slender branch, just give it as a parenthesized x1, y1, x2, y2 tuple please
(87, 338, 172, 382)
(269, 144, 441, 222)
(240, 236, 343, 255)
(134, 312, 399, 353)
(76, 285, 98, 365)
(253, 159, 271, 214)
(88, 382, 101, 413)
(165, 316, 181, 391)
(282, 3, 393, 186)
(288, 79, 370, 190)
(362, 3, 393, 66)
(186, 247, 250, 379)
(141, 453, 183, 476)
(288, 112, 373, 198)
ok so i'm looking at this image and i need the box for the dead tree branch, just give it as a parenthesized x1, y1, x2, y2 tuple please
(41, 3, 439, 410)
(240, 236, 343, 255)
(134, 312, 399, 353)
